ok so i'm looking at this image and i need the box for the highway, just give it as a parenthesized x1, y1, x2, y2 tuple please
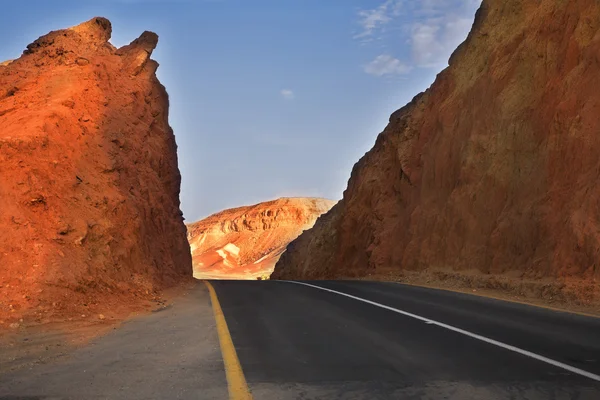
(1, 280, 600, 399)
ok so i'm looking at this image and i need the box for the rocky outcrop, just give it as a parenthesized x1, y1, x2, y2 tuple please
(187, 198, 334, 279)
(0, 18, 191, 325)
(273, 0, 600, 304)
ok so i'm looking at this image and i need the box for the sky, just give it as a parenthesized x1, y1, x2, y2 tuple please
(0, 0, 481, 222)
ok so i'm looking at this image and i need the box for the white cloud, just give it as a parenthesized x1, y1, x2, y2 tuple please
(355, 0, 482, 76)
(411, 22, 442, 66)
(411, 15, 474, 67)
(354, 0, 401, 39)
(280, 89, 295, 100)
(364, 54, 412, 76)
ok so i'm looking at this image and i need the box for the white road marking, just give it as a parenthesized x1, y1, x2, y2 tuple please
(285, 280, 600, 382)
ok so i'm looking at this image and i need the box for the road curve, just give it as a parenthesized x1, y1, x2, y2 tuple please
(212, 280, 600, 399)
(0, 280, 599, 399)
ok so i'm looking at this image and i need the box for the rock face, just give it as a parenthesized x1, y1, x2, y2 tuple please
(0, 18, 191, 323)
(273, 0, 600, 302)
(187, 198, 334, 279)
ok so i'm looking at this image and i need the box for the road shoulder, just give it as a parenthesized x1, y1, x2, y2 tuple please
(0, 280, 228, 400)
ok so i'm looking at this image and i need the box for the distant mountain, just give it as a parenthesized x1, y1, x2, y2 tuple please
(187, 198, 334, 280)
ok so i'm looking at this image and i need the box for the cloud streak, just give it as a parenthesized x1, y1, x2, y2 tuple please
(280, 89, 295, 100)
(355, 0, 482, 76)
(364, 54, 411, 76)
(410, 14, 475, 67)
(354, 0, 397, 39)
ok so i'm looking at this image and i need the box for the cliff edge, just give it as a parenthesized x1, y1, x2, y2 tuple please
(0, 18, 192, 326)
(273, 0, 600, 306)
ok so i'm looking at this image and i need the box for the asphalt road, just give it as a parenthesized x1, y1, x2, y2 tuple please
(1, 280, 600, 399)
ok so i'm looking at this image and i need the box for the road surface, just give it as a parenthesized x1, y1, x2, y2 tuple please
(1, 280, 599, 399)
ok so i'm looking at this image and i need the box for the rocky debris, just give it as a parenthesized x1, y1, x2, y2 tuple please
(273, 0, 600, 305)
(187, 198, 334, 280)
(0, 17, 191, 325)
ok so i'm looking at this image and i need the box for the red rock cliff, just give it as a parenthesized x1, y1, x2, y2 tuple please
(273, 0, 600, 302)
(187, 198, 333, 279)
(0, 18, 191, 324)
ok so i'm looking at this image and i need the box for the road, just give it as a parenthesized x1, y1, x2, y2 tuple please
(1, 280, 600, 399)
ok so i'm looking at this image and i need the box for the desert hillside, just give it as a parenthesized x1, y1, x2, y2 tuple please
(187, 198, 334, 279)
(273, 0, 600, 305)
(0, 18, 191, 326)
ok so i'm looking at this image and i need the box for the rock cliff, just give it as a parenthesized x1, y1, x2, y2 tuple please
(0, 18, 191, 325)
(273, 0, 600, 304)
(187, 198, 333, 279)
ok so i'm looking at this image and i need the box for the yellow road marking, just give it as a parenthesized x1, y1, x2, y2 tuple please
(204, 281, 253, 400)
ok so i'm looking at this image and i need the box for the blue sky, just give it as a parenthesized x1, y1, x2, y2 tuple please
(0, 0, 481, 222)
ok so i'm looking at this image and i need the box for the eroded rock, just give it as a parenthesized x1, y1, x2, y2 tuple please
(187, 198, 334, 280)
(273, 0, 600, 304)
(0, 17, 191, 322)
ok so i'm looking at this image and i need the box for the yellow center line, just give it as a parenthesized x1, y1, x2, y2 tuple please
(204, 281, 254, 400)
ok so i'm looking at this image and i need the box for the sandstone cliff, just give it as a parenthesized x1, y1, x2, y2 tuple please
(187, 198, 334, 279)
(273, 0, 600, 304)
(0, 18, 191, 325)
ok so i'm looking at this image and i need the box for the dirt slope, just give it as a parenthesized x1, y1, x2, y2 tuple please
(273, 0, 600, 305)
(0, 18, 191, 327)
(187, 198, 334, 279)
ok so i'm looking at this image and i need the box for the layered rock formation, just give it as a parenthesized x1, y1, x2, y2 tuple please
(273, 0, 600, 303)
(0, 18, 191, 324)
(187, 198, 334, 279)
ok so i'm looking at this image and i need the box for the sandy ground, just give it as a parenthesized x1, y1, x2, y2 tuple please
(0, 280, 197, 374)
(0, 280, 228, 399)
